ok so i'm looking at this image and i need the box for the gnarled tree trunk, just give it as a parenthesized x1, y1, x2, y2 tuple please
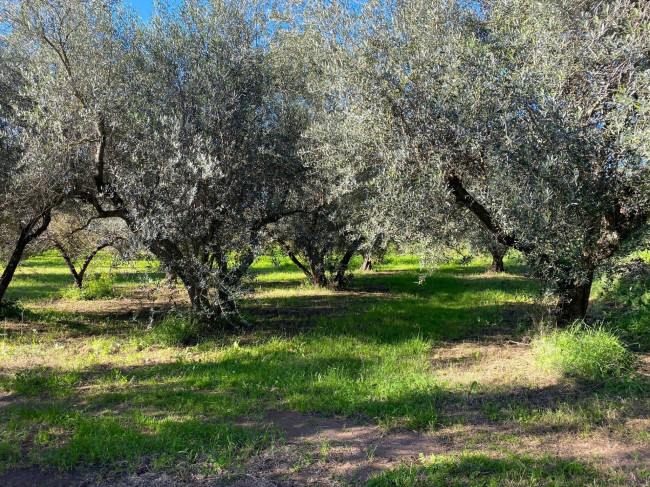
(279, 240, 329, 287)
(490, 248, 506, 273)
(0, 211, 52, 305)
(334, 238, 365, 287)
(359, 253, 373, 271)
(307, 255, 329, 287)
(556, 269, 594, 325)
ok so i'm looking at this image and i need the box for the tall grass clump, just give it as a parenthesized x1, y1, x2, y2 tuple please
(60, 272, 117, 300)
(533, 323, 634, 386)
(150, 311, 212, 346)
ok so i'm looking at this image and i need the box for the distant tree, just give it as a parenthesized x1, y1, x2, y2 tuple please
(272, 2, 383, 286)
(359, 234, 389, 272)
(272, 168, 367, 287)
(41, 209, 128, 288)
(467, 227, 508, 274)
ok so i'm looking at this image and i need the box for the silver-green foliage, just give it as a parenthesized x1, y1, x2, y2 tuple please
(2, 0, 308, 323)
(291, 0, 650, 322)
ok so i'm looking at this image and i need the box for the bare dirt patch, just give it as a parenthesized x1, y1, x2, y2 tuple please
(0, 467, 96, 487)
(430, 342, 557, 389)
(30, 287, 185, 317)
(238, 410, 649, 486)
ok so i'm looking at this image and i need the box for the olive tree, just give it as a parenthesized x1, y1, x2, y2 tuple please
(113, 1, 307, 321)
(40, 209, 128, 288)
(270, 1, 385, 286)
(3, 0, 307, 324)
(0, 38, 67, 305)
(272, 166, 367, 288)
(297, 0, 650, 323)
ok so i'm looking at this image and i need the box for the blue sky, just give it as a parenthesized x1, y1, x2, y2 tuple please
(126, 0, 156, 19)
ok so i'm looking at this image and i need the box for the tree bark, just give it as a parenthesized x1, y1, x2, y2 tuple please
(77, 244, 110, 286)
(278, 240, 318, 283)
(556, 270, 594, 325)
(55, 242, 110, 288)
(359, 253, 373, 271)
(0, 211, 52, 305)
(185, 279, 215, 317)
(490, 249, 505, 273)
(334, 238, 365, 287)
(308, 257, 329, 287)
(446, 174, 534, 253)
(286, 248, 313, 280)
(56, 243, 83, 287)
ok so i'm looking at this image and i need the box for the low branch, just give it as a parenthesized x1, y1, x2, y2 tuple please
(445, 174, 534, 253)
(278, 239, 313, 278)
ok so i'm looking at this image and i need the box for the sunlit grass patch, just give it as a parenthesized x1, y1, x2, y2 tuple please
(366, 452, 628, 487)
(60, 273, 118, 300)
(0, 405, 277, 471)
(0, 366, 81, 398)
(533, 324, 635, 388)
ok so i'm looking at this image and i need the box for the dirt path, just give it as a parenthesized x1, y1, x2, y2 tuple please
(240, 410, 649, 486)
(0, 467, 95, 487)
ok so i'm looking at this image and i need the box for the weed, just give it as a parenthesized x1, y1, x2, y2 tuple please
(532, 323, 636, 388)
(149, 311, 211, 346)
(61, 272, 117, 300)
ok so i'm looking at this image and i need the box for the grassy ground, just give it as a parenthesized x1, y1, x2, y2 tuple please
(0, 252, 648, 486)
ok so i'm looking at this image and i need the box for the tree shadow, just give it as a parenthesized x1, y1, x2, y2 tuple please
(2, 349, 647, 473)
(244, 269, 541, 343)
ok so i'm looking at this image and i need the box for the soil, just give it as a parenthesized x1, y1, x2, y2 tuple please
(0, 467, 96, 487)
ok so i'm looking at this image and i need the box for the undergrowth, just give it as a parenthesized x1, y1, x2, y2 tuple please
(367, 452, 628, 487)
(60, 273, 117, 300)
(532, 323, 637, 391)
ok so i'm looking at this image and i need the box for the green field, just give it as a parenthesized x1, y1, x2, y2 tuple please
(0, 252, 648, 486)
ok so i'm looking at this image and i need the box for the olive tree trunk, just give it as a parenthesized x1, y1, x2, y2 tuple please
(490, 249, 505, 273)
(307, 255, 329, 287)
(0, 211, 52, 305)
(556, 270, 594, 325)
(56, 242, 111, 288)
(359, 253, 373, 271)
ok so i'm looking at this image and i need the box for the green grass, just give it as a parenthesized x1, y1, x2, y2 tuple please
(60, 272, 118, 300)
(4, 250, 162, 302)
(367, 452, 629, 486)
(0, 251, 648, 482)
(592, 251, 650, 352)
(1, 406, 276, 471)
(532, 324, 636, 388)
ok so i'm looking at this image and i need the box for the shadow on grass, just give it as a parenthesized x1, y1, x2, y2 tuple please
(244, 269, 541, 343)
(3, 264, 541, 344)
(349, 267, 538, 297)
(2, 349, 647, 472)
(4, 250, 165, 302)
